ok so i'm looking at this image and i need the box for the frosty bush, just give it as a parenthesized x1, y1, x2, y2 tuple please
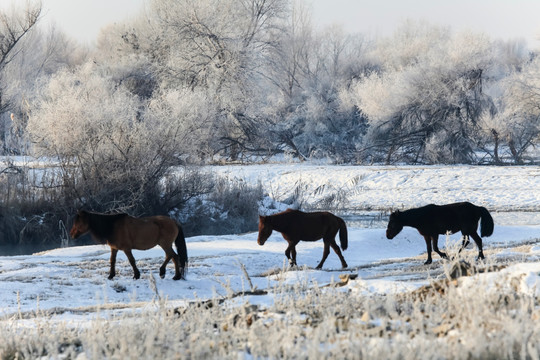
(176, 177, 264, 236)
(27, 64, 212, 214)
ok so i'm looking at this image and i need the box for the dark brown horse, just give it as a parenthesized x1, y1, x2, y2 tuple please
(386, 202, 494, 264)
(257, 209, 348, 269)
(70, 210, 188, 280)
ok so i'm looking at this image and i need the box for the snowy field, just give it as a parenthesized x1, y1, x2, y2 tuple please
(2, 164, 540, 313)
(210, 163, 540, 213)
(2, 164, 540, 358)
(2, 225, 540, 317)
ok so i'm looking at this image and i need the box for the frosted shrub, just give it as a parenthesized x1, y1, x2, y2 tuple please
(176, 177, 264, 235)
(28, 64, 144, 209)
(27, 64, 213, 213)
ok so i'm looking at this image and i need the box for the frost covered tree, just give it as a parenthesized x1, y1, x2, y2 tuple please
(503, 57, 540, 163)
(27, 63, 212, 212)
(0, 2, 42, 153)
(93, 20, 158, 100)
(0, 2, 41, 106)
(2, 24, 84, 154)
(346, 23, 495, 164)
(140, 0, 288, 160)
(264, 2, 371, 161)
(481, 54, 540, 164)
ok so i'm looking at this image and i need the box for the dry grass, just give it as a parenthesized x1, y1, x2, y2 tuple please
(1, 260, 539, 360)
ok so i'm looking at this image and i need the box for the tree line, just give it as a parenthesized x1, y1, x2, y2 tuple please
(0, 0, 536, 167)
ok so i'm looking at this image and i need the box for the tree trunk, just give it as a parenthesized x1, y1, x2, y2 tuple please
(508, 139, 522, 164)
(491, 129, 501, 164)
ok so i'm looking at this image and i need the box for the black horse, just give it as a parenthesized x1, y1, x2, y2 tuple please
(386, 202, 494, 264)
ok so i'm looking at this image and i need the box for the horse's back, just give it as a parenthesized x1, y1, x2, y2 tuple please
(122, 215, 178, 250)
(417, 202, 482, 234)
(272, 209, 341, 241)
(439, 202, 480, 222)
(280, 209, 338, 225)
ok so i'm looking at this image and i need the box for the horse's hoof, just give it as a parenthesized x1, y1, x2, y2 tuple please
(133, 273, 141, 280)
(173, 275, 182, 280)
(424, 260, 432, 265)
(108, 274, 115, 280)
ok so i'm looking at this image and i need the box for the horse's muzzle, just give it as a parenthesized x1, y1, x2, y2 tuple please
(386, 230, 395, 239)
(70, 228, 82, 239)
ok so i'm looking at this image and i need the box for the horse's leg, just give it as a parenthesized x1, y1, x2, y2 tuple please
(158, 243, 180, 279)
(431, 235, 447, 259)
(284, 241, 297, 267)
(423, 235, 433, 265)
(328, 238, 348, 268)
(470, 232, 485, 260)
(170, 251, 183, 280)
(159, 253, 172, 279)
(291, 244, 298, 267)
(284, 242, 292, 265)
(316, 240, 331, 269)
(108, 248, 118, 280)
(165, 246, 182, 280)
(124, 249, 141, 279)
(458, 235, 470, 253)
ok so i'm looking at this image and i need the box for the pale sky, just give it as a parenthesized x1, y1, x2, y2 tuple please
(309, 0, 540, 49)
(1, 0, 539, 49)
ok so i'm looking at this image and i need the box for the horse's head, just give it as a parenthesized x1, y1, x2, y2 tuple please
(386, 211, 403, 239)
(70, 210, 90, 239)
(257, 215, 273, 246)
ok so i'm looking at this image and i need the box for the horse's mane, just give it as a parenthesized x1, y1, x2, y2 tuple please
(85, 211, 128, 241)
(269, 208, 301, 218)
(267, 208, 298, 220)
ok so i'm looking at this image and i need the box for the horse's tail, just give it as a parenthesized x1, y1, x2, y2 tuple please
(337, 216, 348, 250)
(478, 206, 494, 237)
(175, 223, 188, 278)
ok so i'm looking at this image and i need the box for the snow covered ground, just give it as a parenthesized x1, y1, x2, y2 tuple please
(211, 163, 540, 212)
(1, 164, 540, 322)
(2, 225, 540, 318)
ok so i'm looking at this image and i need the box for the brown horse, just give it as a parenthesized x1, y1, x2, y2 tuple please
(386, 202, 494, 265)
(257, 209, 348, 269)
(70, 210, 188, 280)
